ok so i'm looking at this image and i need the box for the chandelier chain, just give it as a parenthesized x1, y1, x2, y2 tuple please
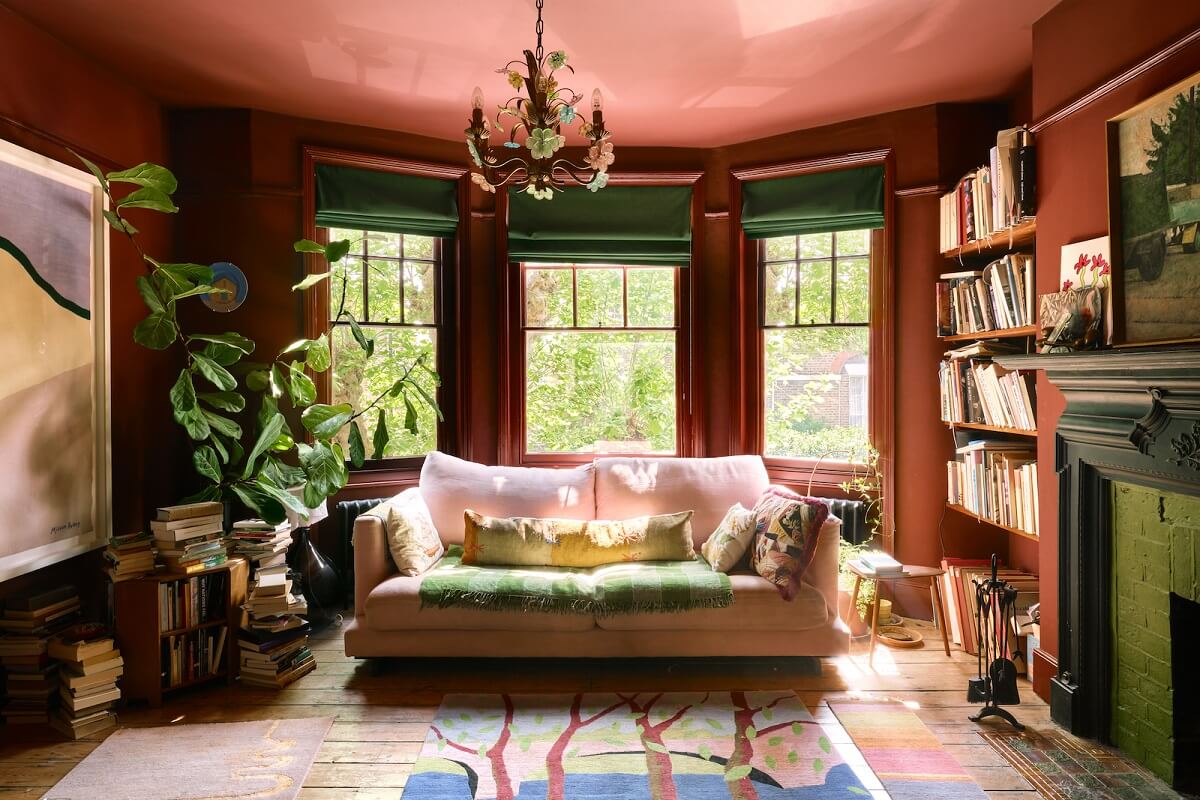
(534, 0, 544, 61)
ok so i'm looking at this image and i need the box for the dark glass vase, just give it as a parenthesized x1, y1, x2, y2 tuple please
(288, 527, 341, 628)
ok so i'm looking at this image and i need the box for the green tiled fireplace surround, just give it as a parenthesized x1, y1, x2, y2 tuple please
(1111, 482, 1200, 782)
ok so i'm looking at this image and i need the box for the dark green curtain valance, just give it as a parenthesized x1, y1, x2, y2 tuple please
(741, 164, 884, 239)
(508, 185, 692, 266)
(315, 163, 458, 238)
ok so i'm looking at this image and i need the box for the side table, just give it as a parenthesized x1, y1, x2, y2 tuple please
(846, 562, 951, 666)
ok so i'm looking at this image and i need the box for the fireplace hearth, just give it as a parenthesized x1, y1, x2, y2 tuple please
(999, 348, 1200, 789)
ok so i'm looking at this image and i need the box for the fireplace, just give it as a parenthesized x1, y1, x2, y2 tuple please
(999, 348, 1200, 789)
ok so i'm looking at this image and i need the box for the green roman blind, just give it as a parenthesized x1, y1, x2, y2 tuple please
(508, 185, 692, 266)
(740, 164, 884, 239)
(315, 163, 459, 238)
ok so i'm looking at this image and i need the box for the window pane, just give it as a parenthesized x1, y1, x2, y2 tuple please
(836, 257, 870, 323)
(368, 232, 402, 258)
(763, 327, 869, 461)
(525, 268, 573, 327)
(526, 331, 676, 454)
(330, 256, 364, 321)
(763, 262, 797, 326)
(576, 268, 624, 328)
(798, 233, 833, 259)
(626, 269, 675, 327)
(404, 235, 436, 260)
(797, 260, 832, 324)
(331, 325, 437, 458)
(365, 260, 401, 323)
(404, 261, 436, 324)
(764, 236, 796, 261)
(326, 227, 362, 247)
(836, 229, 870, 256)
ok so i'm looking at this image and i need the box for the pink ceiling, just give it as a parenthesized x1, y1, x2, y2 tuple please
(6, 0, 1058, 147)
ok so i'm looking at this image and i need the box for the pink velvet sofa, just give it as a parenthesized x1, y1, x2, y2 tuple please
(344, 452, 849, 658)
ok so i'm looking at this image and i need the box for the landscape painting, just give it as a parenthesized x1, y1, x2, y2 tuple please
(1110, 70, 1200, 345)
(0, 139, 109, 581)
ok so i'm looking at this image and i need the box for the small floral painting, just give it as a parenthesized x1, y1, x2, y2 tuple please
(1059, 236, 1112, 344)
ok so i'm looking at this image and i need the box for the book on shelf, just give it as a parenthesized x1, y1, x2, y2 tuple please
(161, 625, 228, 689)
(939, 358, 1036, 430)
(947, 439, 1039, 536)
(939, 559, 1039, 657)
(939, 126, 1035, 253)
(158, 571, 231, 633)
(935, 254, 1034, 337)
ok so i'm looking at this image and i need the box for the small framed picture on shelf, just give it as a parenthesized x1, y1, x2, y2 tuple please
(1038, 237, 1112, 352)
(1107, 68, 1200, 346)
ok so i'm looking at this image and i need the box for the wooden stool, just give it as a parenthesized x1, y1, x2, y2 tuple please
(845, 562, 951, 667)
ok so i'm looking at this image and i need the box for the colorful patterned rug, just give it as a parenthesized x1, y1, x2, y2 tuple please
(979, 728, 1183, 799)
(829, 701, 989, 799)
(402, 691, 869, 799)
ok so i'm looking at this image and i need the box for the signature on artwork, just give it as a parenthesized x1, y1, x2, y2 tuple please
(50, 520, 81, 537)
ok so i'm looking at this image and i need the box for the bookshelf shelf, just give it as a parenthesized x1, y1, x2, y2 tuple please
(944, 421, 1038, 438)
(162, 671, 228, 695)
(160, 618, 227, 638)
(940, 324, 1039, 343)
(947, 502, 1039, 542)
(940, 219, 1037, 260)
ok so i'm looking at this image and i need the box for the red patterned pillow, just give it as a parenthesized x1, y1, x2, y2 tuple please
(750, 486, 830, 600)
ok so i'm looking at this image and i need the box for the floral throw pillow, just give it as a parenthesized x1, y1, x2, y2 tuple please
(370, 488, 445, 576)
(751, 487, 830, 600)
(701, 503, 757, 572)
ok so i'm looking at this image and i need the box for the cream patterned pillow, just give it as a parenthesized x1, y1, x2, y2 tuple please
(701, 503, 757, 572)
(370, 488, 445, 576)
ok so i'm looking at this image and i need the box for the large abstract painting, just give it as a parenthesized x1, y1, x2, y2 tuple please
(0, 139, 109, 581)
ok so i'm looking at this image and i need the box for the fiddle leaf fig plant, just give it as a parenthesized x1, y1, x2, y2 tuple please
(77, 154, 441, 523)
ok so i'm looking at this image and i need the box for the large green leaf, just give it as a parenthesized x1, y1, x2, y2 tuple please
(134, 311, 176, 350)
(101, 209, 137, 235)
(198, 391, 245, 413)
(154, 262, 214, 293)
(191, 353, 237, 391)
(407, 380, 444, 421)
(71, 150, 109, 192)
(117, 185, 178, 213)
(107, 162, 178, 195)
(292, 271, 331, 291)
(269, 363, 287, 400)
(301, 403, 353, 439)
(371, 409, 389, 460)
(298, 441, 345, 503)
(202, 410, 242, 439)
(345, 314, 374, 356)
(293, 239, 325, 254)
(287, 361, 316, 408)
(210, 433, 229, 464)
(348, 421, 366, 468)
(135, 275, 164, 314)
(177, 406, 210, 441)
(188, 331, 254, 353)
(193, 445, 222, 483)
(262, 458, 305, 489)
(202, 342, 244, 367)
(255, 477, 309, 519)
(306, 333, 331, 373)
(242, 412, 285, 480)
(171, 283, 219, 301)
(246, 369, 270, 392)
(403, 392, 419, 434)
(169, 369, 197, 415)
(231, 483, 286, 525)
(325, 239, 352, 262)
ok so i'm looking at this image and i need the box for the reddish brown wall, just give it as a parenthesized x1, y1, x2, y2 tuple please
(0, 6, 177, 605)
(1031, 2, 1200, 664)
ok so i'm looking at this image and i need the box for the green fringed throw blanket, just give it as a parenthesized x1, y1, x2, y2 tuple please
(419, 545, 733, 617)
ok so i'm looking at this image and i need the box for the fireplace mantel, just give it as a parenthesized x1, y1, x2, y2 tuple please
(997, 347, 1200, 742)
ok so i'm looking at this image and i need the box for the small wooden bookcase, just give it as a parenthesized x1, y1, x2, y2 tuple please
(114, 558, 248, 707)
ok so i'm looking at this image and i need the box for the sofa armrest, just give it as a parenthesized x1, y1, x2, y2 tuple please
(353, 513, 397, 619)
(807, 519, 842, 614)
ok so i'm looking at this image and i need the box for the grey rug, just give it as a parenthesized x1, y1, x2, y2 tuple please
(44, 718, 333, 800)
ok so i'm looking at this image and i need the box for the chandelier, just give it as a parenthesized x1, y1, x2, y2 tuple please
(466, 0, 613, 200)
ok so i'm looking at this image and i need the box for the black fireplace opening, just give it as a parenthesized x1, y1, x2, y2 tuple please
(1172, 592, 1200, 794)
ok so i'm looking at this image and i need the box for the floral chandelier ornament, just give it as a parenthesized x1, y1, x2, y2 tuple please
(466, 0, 613, 199)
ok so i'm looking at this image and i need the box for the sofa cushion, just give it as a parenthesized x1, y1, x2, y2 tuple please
(365, 574, 595, 632)
(594, 455, 769, 547)
(367, 488, 444, 576)
(700, 502, 757, 572)
(462, 509, 694, 567)
(751, 487, 830, 601)
(596, 573, 829, 631)
(419, 451, 596, 544)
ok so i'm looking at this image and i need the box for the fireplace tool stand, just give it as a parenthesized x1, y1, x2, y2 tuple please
(968, 555, 1024, 731)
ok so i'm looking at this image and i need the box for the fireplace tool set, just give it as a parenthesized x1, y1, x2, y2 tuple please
(967, 554, 1024, 730)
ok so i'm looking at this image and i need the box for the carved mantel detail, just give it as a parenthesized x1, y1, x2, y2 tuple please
(1169, 421, 1200, 472)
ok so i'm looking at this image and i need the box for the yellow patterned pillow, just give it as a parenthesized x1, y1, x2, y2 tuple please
(461, 509, 694, 567)
(371, 488, 445, 576)
(700, 502, 757, 572)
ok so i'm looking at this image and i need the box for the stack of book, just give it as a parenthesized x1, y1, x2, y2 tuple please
(939, 126, 1035, 252)
(228, 519, 292, 569)
(159, 571, 231, 689)
(0, 585, 80, 725)
(938, 558, 1039, 658)
(947, 439, 1039, 536)
(939, 357, 1036, 430)
(238, 565, 314, 688)
(848, 551, 907, 577)
(48, 623, 121, 739)
(153, 501, 228, 574)
(935, 254, 1035, 337)
(103, 531, 157, 583)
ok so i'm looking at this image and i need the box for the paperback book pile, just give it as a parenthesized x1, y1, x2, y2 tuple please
(103, 531, 157, 583)
(48, 623, 121, 739)
(238, 564, 314, 688)
(939, 126, 1035, 252)
(153, 501, 228, 574)
(228, 519, 292, 569)
(0, 585, 81, 724)
(947, 439, 1039, 536)
(938, 558, 1039, 659)
(939, 356, 1036, 430)
(848, 551, 907, 577)
(935, 255, 1035, 337)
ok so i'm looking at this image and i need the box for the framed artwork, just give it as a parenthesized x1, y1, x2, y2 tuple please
(0, 138, 110, 581)
(1059, 236, 1112, 344)
(1108, 69, 1200, 346)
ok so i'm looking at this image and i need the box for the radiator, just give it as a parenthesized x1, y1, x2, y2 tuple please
(333, 497, 390, 607)
(824, 497, 872, 544)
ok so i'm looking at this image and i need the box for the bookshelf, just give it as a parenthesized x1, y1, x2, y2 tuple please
(114, 558, 248, 707)
(946, 502, 1040, 543)
(940, 324, 1038, 343)
(944, 421, 1038, 438)
(941, 219, 1037, 260)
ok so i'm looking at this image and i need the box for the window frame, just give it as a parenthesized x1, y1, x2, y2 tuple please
(731, 152, 895, 545)
(497, 172, 704, 466)
(301, 146, 470, 483)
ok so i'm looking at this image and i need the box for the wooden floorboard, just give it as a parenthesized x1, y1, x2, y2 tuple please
(0, 617, 1070, 798)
